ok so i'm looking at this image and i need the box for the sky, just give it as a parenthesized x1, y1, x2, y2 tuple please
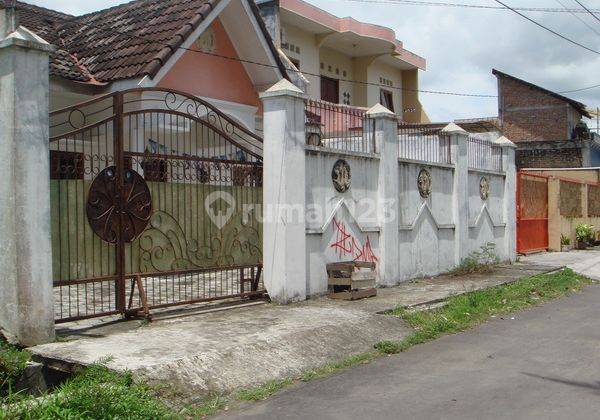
(27, 0, 600, 124)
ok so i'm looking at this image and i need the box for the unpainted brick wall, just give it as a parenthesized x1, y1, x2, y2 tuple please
(516, 147, 583, 169)
(499, 76, 572, 142)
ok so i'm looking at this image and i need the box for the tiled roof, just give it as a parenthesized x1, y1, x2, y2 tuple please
(3, 0, 286, 84)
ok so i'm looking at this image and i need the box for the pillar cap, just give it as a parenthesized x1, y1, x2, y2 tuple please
(441, 122, 468, 135)
(493, 136, 517, 148)
(366, 103, 397, 120)
(260, 79, 306, 100)
(0, 25, 54, 52)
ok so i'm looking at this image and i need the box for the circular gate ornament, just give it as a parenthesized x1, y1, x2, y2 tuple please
(332, 159, 351, 193)
(480, 176, 490, 201)
(417, 169, 432, 198)
(87, 166, 153, 244)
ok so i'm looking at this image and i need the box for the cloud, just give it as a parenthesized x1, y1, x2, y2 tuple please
(27, 0, 600, 122)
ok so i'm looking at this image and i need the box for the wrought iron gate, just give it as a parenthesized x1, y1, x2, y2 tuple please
(49, 88, 264, 323)
(517, 171, 549, 254)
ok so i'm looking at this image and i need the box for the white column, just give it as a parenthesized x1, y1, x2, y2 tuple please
(443, 123, 470, 266)
(259, 79, 307, 304)
(0, 9, 55, 345)
(495, 136, 517, 262)
(367, 104, 399, 286)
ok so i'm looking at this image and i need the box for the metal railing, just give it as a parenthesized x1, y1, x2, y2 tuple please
(398, 123, 452, 164)
(305, 100, 375, 153)
(467, 135, 503, 172)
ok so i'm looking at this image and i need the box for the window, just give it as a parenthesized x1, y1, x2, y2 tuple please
(380, 89, 394, 113)
(321, 76, 339, 103)
(50, 150, 84, 180)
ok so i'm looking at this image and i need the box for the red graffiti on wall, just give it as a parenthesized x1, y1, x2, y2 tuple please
(330, 218, 379, 264)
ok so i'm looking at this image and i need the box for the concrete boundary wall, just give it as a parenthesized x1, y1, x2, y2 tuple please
(261, 81, 517, 302)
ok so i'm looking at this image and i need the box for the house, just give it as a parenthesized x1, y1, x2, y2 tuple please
(493, 69, 597, 169)
(257, 0, 429, 123)
(6, 0, 289, 131)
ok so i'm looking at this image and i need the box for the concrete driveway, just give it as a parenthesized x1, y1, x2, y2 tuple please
(219, 285, 600, 420)
(522, 250, 600, 280)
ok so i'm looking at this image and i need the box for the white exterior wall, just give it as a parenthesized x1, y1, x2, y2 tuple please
(301, 139, 516, 293)
(305, 150, 380, 295)
(367, 59, 403, 115)
(262, 83, 517, 303)
(318, 47, 355, 105)
(281, 23, 320, 100)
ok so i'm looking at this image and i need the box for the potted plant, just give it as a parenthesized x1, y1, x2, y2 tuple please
(561, 234, 572, 252)
(575, 224, 594, 250)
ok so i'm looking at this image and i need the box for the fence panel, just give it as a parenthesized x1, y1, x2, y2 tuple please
(305, 100, 375, 153)
(560, 180, 583, 217)
(468, 136, 502, 172)
(398, 123, 451, 164)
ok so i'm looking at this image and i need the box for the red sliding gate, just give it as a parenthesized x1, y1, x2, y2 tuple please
(516, 171, 549, 254)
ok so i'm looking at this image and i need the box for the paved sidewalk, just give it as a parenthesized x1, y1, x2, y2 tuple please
(521, 250, 600, 280)
(29, 262, 557, 403)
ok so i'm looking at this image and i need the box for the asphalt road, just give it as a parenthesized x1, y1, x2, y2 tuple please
(219, 285, 600, 420)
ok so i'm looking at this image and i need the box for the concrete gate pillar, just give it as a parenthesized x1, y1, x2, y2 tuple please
(367, 104, 399, 286)
(0, 8, 55, 345)
(495, 136, 517, 261)
(259, 79, 307, 304)
(443, 123, 470, 265)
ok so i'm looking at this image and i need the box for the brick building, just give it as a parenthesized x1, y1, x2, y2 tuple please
(493, 69, 596, 169)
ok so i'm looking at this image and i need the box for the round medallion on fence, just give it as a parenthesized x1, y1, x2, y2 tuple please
(332, 159, 351, 193)
(418, 169, 432, 198)
(87, 166, 153, 244)
(480, 176, 490, 200)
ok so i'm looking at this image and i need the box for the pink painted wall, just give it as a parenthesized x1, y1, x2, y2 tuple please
(158, 19, 261, 110)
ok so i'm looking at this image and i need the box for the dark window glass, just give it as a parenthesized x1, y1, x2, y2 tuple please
(380, 89, 394, 112)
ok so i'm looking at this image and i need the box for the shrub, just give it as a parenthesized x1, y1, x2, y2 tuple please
(575, 224, 594, 243)
(449, 242, 500, 276)
(560, 234, 571, 246)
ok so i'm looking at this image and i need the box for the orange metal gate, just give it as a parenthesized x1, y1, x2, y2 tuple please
(516, 172, 549, 254)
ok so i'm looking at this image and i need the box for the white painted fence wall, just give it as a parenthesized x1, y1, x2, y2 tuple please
(261, 81, 517, 303)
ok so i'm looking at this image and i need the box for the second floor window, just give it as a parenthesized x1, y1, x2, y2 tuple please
(380, 89, 394, 112)
(321, 76, 339, 103)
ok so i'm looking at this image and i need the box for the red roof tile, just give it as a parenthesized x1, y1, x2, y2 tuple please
(3, 0, 286, 85)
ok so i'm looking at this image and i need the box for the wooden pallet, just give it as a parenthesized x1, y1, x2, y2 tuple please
(327, 261, 377, 301)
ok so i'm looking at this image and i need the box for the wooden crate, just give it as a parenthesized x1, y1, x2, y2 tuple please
(327, 261, 377, 301)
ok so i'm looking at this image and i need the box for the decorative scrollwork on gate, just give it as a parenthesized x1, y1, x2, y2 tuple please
(86, 166, 153, 244)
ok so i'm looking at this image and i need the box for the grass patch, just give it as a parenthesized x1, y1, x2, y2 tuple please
(301, 352, 376, 382)
(181, 395, 229, 418)
(376, 268, 593, 354)
(2, 364, 175, 419)
(0, 341, 30, 393)
(235, 379, 294, 401)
